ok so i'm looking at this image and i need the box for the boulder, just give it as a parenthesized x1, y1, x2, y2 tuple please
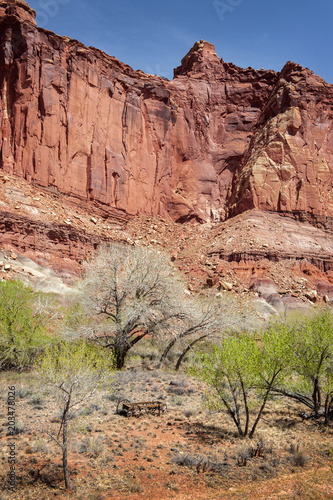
(249, 278, 278, 299)
(219, 280, 233, 291)
(316, 281, 333, 302)
(282, 295, 310, 313)
(266, 293, 285, 314)
(253, 298, 278, 320)
(305, 290, 317, 302)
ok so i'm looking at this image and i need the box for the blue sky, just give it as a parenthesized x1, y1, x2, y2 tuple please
(27, 0, 333, 83)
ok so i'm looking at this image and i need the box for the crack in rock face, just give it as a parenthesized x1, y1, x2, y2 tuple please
(1, 2, 333, 313)
(0, 2, 333, 226)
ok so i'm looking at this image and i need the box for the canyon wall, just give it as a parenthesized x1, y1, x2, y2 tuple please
(0, 1, 333, 225)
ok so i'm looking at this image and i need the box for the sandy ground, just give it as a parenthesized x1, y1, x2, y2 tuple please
(1, 366, 333, 499)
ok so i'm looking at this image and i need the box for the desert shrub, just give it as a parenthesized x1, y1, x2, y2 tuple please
(28, 394, 44, 406)
(167, 385, 186, 396)
(290, 443, 308, 467)
(78, 436, 105, 458)
(172, 453, 198, 467)
(31, 438, 50, 454)
(172, 453, 226, 473)
(17, 388, 33, 398)
(34, 340, 115, 489)
(183, 408, 197, 417)
(7, 420, 25, 435)
(79, 404, 101, 416)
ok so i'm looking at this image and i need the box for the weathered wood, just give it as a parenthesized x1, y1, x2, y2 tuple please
(116, 399, 167, 417)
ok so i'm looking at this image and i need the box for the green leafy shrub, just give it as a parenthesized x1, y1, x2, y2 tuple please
(272, 309, 333, 423)
(189, 324, 293, 437)
(0, 280, 53, 370)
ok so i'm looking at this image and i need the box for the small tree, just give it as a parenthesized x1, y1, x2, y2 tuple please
(35, 340, 115, 489)
(190, 324, 293, 438)
(191, 333, 261, 437)
(272, 310, 333, 422)
(79, 244, 187, 369)
(0, 280, 53, 370)
(254, 321, 294, 432)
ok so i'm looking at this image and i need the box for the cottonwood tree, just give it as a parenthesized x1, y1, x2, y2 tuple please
(78, 244, 187, 369)
(159, 293, 258, 371)
(35, 340, 114, 489)
(190, 323, 293, 438)
(0, 280, 55, 371)
(271, 309, 333, 423)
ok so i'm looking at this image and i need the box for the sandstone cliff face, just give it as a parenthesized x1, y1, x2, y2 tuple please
(228, 62, 333, 227)
(0, 2, 333, 226)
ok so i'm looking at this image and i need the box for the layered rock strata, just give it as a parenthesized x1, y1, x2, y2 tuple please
(0, 210, 109, 281)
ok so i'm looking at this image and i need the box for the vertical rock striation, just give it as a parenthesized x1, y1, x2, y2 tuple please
(228, 62, 333, 228)
(0, 2, 333, 227)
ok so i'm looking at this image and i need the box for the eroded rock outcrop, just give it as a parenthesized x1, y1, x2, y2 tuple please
(0, 3, 275, 223)
(0, 0, 36, 25)
(2, 3, 332, 225)
(228, 62, 333, 225)
(0, 210, 110, 281)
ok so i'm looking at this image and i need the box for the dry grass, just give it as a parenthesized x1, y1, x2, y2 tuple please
(1, 368, 333, 499)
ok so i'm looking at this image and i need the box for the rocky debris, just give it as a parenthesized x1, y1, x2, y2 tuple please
(0, 171, 134, 281)
(249, 276, 310, 314)
(204, 210, 333, 310)
(0, 3, 333, 316)
(0, 209, 119, 283)
(0, 250, 73, 295)
(1, 168, 333, 313)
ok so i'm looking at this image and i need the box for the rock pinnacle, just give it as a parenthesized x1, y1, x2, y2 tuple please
(0, 0, 36, 25)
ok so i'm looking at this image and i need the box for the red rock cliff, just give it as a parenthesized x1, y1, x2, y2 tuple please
(228, 62, 333, 228)
(0, 1, 333, 225)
